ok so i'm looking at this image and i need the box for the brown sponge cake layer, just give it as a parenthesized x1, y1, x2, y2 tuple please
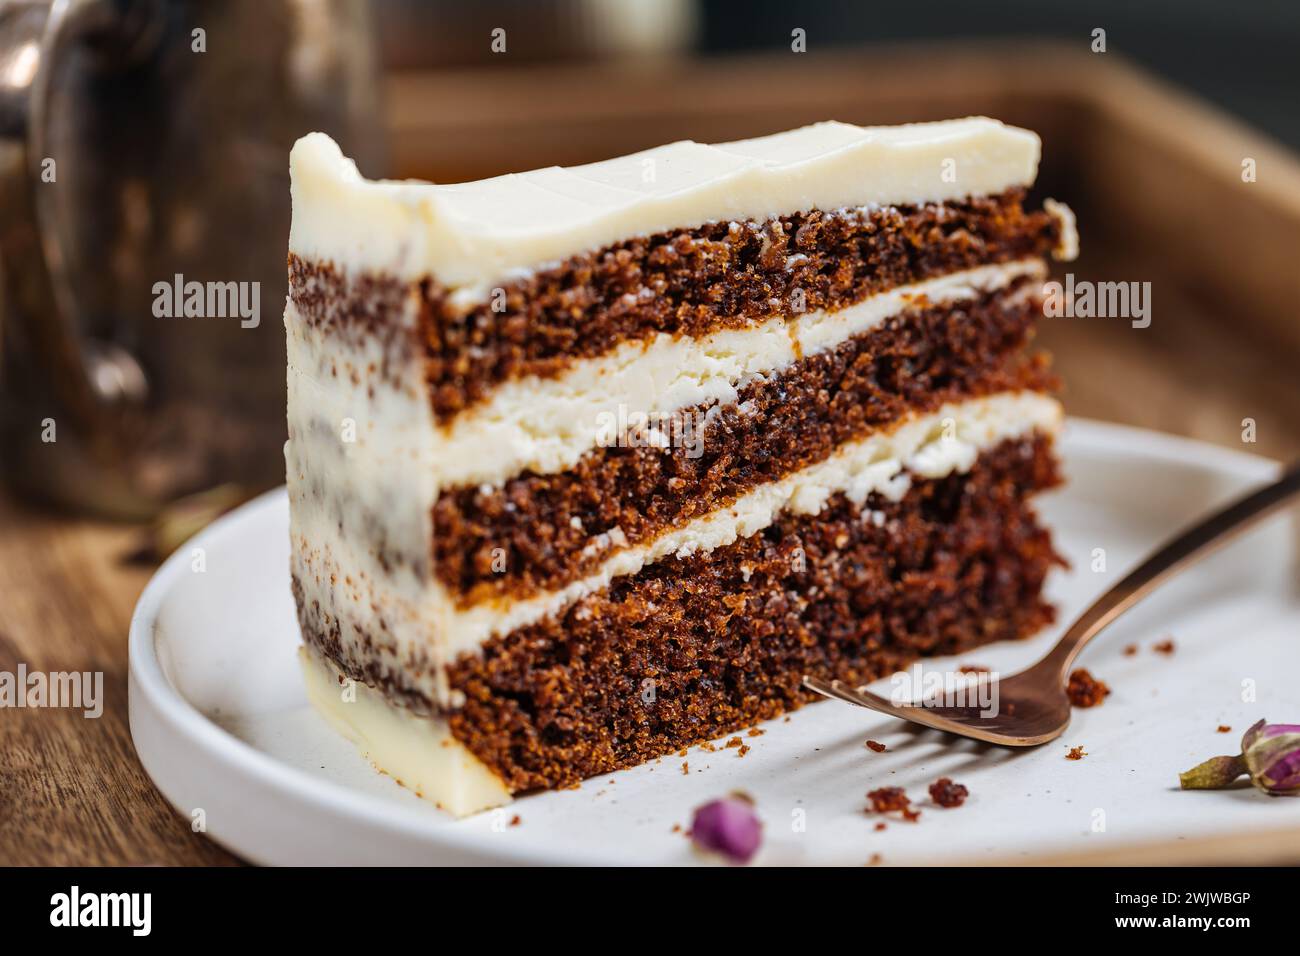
(443, 433, 1062, 793)
(421, 189, 1059, 419)
(287, 189, 1059, 422)
(432, 278, 1055, 605)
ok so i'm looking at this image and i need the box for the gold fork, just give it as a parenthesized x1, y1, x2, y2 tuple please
(804, 464, 1300, 746)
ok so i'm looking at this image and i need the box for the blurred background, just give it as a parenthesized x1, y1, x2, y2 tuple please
(1, 0, 1298, 524)
(382, 0, 1300, 149)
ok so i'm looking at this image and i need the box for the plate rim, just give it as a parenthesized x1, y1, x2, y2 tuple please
(126, 418, 1287, 865)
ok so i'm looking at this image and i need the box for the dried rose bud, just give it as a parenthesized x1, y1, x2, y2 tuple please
(1179, 719, 1300, 796)
(690, 796, 762, 864)
(1241, 720, 1300, 795)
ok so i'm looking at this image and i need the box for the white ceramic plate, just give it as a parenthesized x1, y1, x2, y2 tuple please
(128, 419, 1300, 865)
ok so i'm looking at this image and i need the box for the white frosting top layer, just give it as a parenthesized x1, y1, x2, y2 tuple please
(289, 117, 1042, 294)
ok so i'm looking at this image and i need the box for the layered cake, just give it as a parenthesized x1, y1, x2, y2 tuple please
(285, 118, 1077, 815)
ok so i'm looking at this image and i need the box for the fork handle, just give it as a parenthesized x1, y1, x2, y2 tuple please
(1044, 462, 1300, 676)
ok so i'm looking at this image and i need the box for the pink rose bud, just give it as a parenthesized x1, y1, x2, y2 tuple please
(690, 795, 762, 864)
(1179, 719, 1300, 796)
(1241, 720, 1300, 795)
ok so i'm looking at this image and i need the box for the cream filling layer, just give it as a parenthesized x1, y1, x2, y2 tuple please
(286, 293, 447, 705)
(432, 260, 1046, 490)
(289, 118, 1041, 294)
(300, 646, 511, 817)
(431, 390, 1063, 660)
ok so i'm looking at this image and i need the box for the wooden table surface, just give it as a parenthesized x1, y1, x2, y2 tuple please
(0, 499, 238, 866)
(2, 47, 1298, 867)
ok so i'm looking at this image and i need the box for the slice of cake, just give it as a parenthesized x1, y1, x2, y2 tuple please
(285, 118, 1076, 815)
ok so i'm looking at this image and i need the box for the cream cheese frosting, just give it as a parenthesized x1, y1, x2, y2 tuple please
(299, 646, 510, 816)
(288, 117, 1042, 295)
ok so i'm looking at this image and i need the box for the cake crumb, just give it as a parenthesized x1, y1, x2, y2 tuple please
(1217, 724, 1232, 733)
(1066, 668, 1110, 708)
(928, 777, 969, 808)
(671, 823, 682, 834)
(958, 664, 990, 674)
(865, 740, 887, 753)
(681, 761, 689, 775)
(737, 744, 750, 757)
(874, 822, 887, 832)
(725, 736, 744, 748)
(699, 741, 717, 753)
(867, 853, 883, 866)
(867, 787, 909, 813)
(509, 814, 521, 827)
(867, 787, 920, 821)
(1066, 746, 1087, 761)
(1122, 644, 1138, 657)
(747, 727, 765, 737)
(1153, 638, 1176, 655)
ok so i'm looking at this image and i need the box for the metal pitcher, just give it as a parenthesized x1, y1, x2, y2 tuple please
(0, 0, 384, 517)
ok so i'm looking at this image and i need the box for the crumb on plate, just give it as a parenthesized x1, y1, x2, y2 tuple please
(928, 777, 970, 808)
(1066, 668, 1111, 708)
